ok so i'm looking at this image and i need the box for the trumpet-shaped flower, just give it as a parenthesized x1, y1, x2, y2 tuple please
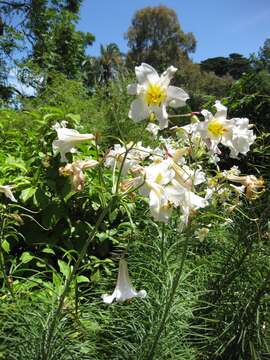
(59, 159, 98, 191)
(128, 63, 189, 129)
(166, 177, 208, 226)
(0, 185, 17, 202)
(226, 174, 264, 199)
(102, 259, 147, 304)
(53, 126, 95, 162)
(139, 160, 175, 222)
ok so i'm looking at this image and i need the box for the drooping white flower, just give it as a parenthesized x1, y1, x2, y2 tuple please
(102, 259, 147, 304)
(128, 63, 189, 129)
(226, 174, 264, 200)
(0, 185, 17, 202)
(52, 126, 95, 162)
(59, 159, 98, 191)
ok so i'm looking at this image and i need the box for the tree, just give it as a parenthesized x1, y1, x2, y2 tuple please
(0, 0, 95, 100)
(258, 38, 270, 72)
(125, 5, 196, 71)
(200, 54, 251, 79)
(227, 53, 251, 79)
(82, 43, 125, 90)
(200, 57, 229, 77)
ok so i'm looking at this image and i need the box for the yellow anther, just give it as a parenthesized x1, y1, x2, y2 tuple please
(145, 84, 166, 106)
(208, 119, 227, 137)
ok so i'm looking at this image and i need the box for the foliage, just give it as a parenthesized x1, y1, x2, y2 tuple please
(175, 55, 233, 108)
(256, 38, 270, 72)
(225, 70, 270, 131)
(201, 53, 251, 79)
(0, 0, 94, 99)
(82, 43, 125, 87)
(125, 5, 196, 71)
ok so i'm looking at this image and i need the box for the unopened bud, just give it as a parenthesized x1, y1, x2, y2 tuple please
(191, 115, 199, 123)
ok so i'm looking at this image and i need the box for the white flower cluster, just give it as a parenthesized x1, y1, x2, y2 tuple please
(105, 137, 208, 226)
(47, 63, 262, 305)
(180, 100, 256, 161)
(101, 63, 258, 228)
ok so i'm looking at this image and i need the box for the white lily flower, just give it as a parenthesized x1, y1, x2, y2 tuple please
(228, 118, 256, 158)
(0, 185, 17, 202)
(197, 101, 255, 158)
(105, 144, 139, 175)
(59, 159, 98, 191)
(128, 63, 189, 129)
(139, 160, 175, 223)
(131, 142, 152, 161)
(52, 126, 95, 162)
(197, 101, 232, 153)
(102, 259, 147, 304)
(105, 142, 152, 176)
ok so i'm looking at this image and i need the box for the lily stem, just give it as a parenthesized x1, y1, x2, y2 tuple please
(0, 213, 14, 299)
(146, 233, 189, 360)
(42, 197, 116, 360)
(160, 223, 166, 266)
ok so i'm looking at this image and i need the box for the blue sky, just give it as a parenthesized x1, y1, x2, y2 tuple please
(78, 0, 270, 62)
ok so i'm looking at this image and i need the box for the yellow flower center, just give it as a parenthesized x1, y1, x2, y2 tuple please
(155, 173, 164, 184)
(145, 84, 166, 106)
(207, 119, 228, 137)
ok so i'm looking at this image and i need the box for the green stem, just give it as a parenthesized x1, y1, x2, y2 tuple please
(42, 197, 116, 360)
(160, 223, 166, 266)
(0, 213, 14, 299)
(146, 234, 189, 360)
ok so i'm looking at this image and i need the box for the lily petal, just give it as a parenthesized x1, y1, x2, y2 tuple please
(167, 86, 189, 108)
(128, 98, 149, 122)
(127, 83, 143, 95)
(155, 104, 168, 129)
(0, 185, 17, 202)
(214, 100, 227, 119)
(135, 63, 159, 85)
(160, 65, 177, 87)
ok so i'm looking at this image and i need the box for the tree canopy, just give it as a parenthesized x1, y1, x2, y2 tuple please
(0, 0, 94, 99)
(125, 5, 196, 71)
(200, 53, 251, 79)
